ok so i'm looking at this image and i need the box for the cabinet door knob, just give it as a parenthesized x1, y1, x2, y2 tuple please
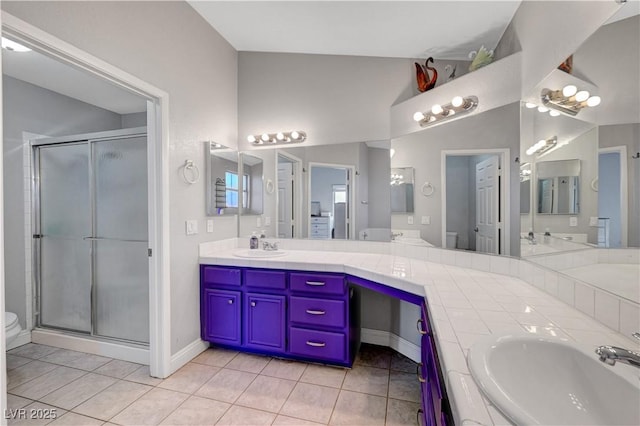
(305, 341, 326, 347)
(416, 362, 426, 383)
(417, 318, 427, 335)
(251, 301, 256, 307)
(228, 299, 233, 304)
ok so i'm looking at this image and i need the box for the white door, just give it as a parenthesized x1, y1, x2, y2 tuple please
(475, 156, 500, 254)
(277, 161, 294, 238)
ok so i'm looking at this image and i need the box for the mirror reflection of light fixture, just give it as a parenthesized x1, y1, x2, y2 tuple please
(413, 95, 478, 128)
(526, 136, 557, 156)
(541, 85, 602, 116)
(1, 37, 31, 52)
(390, 172, 404, 186)
(389, 148, 396, 158)
(247, 130, 306, 145)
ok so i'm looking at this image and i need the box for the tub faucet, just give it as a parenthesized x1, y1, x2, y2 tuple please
(524, 231, 536, 245)
(391, 232, 403, 240)
(595, 333, 640, 368)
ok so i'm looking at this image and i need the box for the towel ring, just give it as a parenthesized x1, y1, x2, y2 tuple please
(182, 160, 200, 184)
(590, 177, 598, 192)
(265, 179, 275, 194)
(421, 182, 435, 196)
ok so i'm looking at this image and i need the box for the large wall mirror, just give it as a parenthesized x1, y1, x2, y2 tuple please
(520, 12, 639, 306)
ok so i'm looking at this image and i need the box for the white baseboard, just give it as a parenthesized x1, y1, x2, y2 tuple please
(31, 329, 149, 365)
(7, 330, 31, 350)
(361, 328, 421, 363)
(169, 339, 209, 375)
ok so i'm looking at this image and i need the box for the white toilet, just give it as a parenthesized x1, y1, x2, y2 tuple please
(5, 312, 22, 346)
(446, 232, 458, 249)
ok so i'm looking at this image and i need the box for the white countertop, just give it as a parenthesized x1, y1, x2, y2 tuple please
(200, 239, 639, 426)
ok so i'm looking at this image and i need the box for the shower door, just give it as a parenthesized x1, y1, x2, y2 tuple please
(35, 132, 149, 344)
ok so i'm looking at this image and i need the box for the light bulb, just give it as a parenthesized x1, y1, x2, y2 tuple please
(549, 110, 560, 117)
(389, 148, 395, 158)
(213, 143, 222, 148)
(526, 146, 537, 156)
(586, 96, 601, 107)
(1, 37, 31, 52)
(431, 104, 443, 115)
(538, 106, 549, 113)
(413, 111, 426, 122)
(276, 132, 285, 141)
(247, 135, 257, 143)
(575, 90, 590, 102)
(291, 131, 300, 140)
(261, 133, 270, 142)
(451, 96, 464, 107)
(562, 85, 577, 97)
(525, 102, 537, 109)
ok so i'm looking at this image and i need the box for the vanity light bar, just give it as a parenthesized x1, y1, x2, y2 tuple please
(247, 130, 307, 145)
(541, 85, 601, 116)
(526, 136, 557, 156)
(413, 96, 478, 128)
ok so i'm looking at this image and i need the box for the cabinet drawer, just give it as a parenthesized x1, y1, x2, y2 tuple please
(290, 296, 346, 328)
(311, 217, 329, 224)
(244, 269, 286, 290)
(202, 266, 241, 287)
(290, 273, 345, 295)
(289, 327, 346, 362)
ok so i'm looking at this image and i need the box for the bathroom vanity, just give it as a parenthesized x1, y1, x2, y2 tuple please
(200, 258, 450, 426)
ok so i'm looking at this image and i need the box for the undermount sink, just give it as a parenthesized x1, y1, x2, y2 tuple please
(232, 249, 287, 258)
(468, 334, 640, 425)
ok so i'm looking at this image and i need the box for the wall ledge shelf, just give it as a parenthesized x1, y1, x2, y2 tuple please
(391, 52, 522, 139)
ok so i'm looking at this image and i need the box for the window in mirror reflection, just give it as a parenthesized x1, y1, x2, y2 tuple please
(225, 171, 248, 209)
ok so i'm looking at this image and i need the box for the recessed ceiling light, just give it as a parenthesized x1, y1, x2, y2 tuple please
(1, 37, 31, 52)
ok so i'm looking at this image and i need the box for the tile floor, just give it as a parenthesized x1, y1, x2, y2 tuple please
(6, 343, 421, 425)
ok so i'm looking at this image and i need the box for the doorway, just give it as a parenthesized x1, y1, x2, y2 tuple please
(598, 146, 628, 247)
(276, 152, 302, 238)
(308, 163, 355, 240)
(442, 150, 509, 255)
(2, 14, 170, 376)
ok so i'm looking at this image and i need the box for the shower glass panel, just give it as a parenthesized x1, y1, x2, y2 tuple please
(39, 143, 92, 332)
(35, 130, 148, 345)
(93, 136, 149, 343)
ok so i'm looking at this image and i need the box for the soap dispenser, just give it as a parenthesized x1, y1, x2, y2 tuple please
(250, 232, 259, 249)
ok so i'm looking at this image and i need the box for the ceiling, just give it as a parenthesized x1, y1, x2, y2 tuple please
(2, 44, 147, 115)
(189, 1, 522, 60)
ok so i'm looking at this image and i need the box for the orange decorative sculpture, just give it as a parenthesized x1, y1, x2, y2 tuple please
(415, 57, 438, 92)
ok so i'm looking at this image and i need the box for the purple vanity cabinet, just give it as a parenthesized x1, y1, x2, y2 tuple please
(288, 272, 356, 366)
(244, 293, 286, 352)
(201, 289, 242, 346)
(200, 266, 242, 346)
(418, 302, 449, 426)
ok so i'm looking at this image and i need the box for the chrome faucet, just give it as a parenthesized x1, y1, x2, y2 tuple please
(524, 231, 537, 245)
(595, 333, 640, 368)
(262, 241, 279, 251)
(391, 232, 403, 240)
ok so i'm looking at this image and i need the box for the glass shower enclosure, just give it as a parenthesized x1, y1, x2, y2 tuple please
(33, 128, 149, 345)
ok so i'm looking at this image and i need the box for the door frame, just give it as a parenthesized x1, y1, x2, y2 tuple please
(599, 146, 628, 247)
(307, 162, 356, 240)
(2, 12, 172, 378)
(441, 149, 510, 255)
(275, 151, 303, 239)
